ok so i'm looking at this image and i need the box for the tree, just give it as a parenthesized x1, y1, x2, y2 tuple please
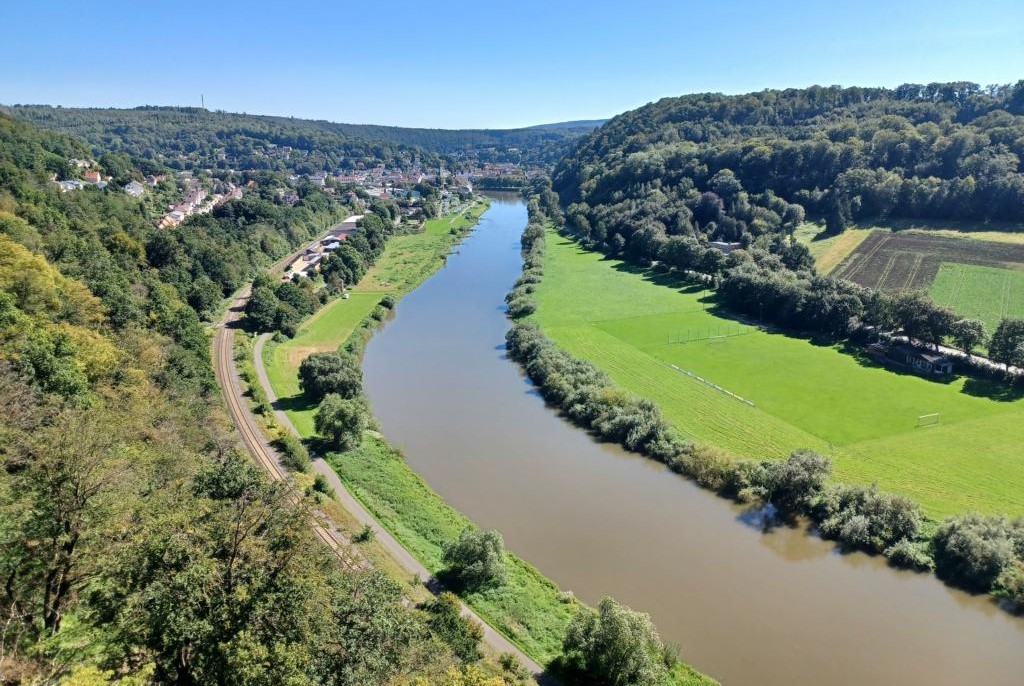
(299, 351, 363, 400)
(561, 597, 669, 686)
(989, 318, 1024, 366)
(950, 318, 986, 356)
(245, 285, 279, 332)
(441, 528, 507, 591)
(314, 393, 368, 451)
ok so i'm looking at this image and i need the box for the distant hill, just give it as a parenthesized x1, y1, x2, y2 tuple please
(524, 119, 607, 131)
(4, 105, 601, 169)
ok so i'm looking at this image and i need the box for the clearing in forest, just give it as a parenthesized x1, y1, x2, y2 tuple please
(532, 231, 1024, 518)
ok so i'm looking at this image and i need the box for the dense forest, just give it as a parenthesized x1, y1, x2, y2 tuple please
(5, 106, 600, 171)
(0, 112, 520, 684)
(553, 83, 1024, 360)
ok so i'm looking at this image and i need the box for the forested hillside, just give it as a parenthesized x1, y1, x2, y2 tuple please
(551, 83, 1024, 358)
(0, 113, 489, 683)
(6, 105, 599, 170)
(555, 82, 1024, 240)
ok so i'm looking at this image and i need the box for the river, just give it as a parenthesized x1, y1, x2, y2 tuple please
(362, 192, 1024, 686)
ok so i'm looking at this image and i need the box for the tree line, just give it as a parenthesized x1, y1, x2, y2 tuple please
(504, 184, 1024, 617)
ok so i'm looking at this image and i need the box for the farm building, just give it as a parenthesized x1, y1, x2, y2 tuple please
(869, 343, 954, 377)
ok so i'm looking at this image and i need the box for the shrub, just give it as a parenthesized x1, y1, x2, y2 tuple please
(506, 296, 536, 319)
(314, 393, 368, 452)
(932, 513, 1022, 590)
(884, 539, 935, 572)
(422, 591, 483, 663)
(380, 293, 397, 309)
(442, 528, 507, 591)
(994, 562, 1024, 609)
(752, 450, 831, 515)
(311, 473, 334, 497)
(353, 524, 376, 543)
(670, 444, 730, 491)
(299, 351, 362, 401)
(274, 432, 311, 472)
(815, 484, 922, 554)
(561, 597, 668, 686)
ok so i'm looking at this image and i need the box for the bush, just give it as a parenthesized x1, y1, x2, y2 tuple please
(814, 484, 922, 554)
(299, 351, 362, 401)
(506, 296, 536, 318)
(932, 513, 1023, 590)
(314, 393, 368, 452)
(994, 562, 1024, 609)
(380, 293, 396, 309)
(311, 473, 334, 497)
(442, 528, 507, 591)
(560, 597, 668, 686)
(422, 591, 483, 663)
(274, 432, 311, 472)
(752, 450, 831, 515)
(353, 524, 376, 543)
(884, 539, 935, 572)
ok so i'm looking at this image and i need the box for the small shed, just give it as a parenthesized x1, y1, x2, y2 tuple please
(886, 344, 954, 376)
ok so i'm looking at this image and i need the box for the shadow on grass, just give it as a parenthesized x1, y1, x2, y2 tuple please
(274, 392, 317, 415)
(961, 376, 1024, 402)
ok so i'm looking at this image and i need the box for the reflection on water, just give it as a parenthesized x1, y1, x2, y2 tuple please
(363, 192, 1024, 686)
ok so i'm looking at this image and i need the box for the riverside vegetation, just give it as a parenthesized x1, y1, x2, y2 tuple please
(505, 181, 1024, 613)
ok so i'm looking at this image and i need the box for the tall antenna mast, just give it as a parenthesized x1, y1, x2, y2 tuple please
(201, 94, 205, 110)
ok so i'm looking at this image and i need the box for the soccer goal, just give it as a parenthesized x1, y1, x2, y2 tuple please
(708, 335, 728, 344)
(916, 413, 941, 428)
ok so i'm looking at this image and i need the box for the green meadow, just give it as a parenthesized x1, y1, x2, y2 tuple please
(532, 232, 1024, 518)
(929, 261, 1024, 336)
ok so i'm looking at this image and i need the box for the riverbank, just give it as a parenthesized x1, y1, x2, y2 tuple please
(258, 197, 717, 685)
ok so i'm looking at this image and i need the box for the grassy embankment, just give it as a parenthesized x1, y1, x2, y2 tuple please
(531, 230, 1024, 519)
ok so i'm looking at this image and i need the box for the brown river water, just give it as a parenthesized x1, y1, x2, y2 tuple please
(362, 192, 1024, 686)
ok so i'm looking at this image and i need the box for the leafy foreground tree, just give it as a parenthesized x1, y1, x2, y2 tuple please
(560, 596, 669, 686)
(300, 351, 364, 401)
(442, 528, 507, 591)
(315, 393, 369, 451)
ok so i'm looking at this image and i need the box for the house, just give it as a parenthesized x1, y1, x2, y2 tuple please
(82, 170, 102, 183)
(883, 344, 954, 376)
(709, 241, 743, 253)
(328, 214, 363, 239)
(124, 181, 145, 197)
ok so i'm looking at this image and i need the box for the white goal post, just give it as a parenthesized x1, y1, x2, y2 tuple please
(916, 413, 941, 428)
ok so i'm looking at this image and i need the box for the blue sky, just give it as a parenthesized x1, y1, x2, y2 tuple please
(3, 0, 1022, 129)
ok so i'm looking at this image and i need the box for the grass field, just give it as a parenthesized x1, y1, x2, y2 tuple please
(929, 262, 1024, 336)
(533, 232, 1024, 518)
(264, 201, 489, 434)
(795, 223, 876, 274)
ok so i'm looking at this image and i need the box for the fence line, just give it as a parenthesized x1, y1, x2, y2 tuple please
(669, 364, 756, 407)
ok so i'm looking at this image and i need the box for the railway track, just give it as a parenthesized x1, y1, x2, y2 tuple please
(213, 289, 364, 571)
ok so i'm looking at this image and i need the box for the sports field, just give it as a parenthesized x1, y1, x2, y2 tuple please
(929, 262, 1024, 336)
(532, 232, 1024, 518)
